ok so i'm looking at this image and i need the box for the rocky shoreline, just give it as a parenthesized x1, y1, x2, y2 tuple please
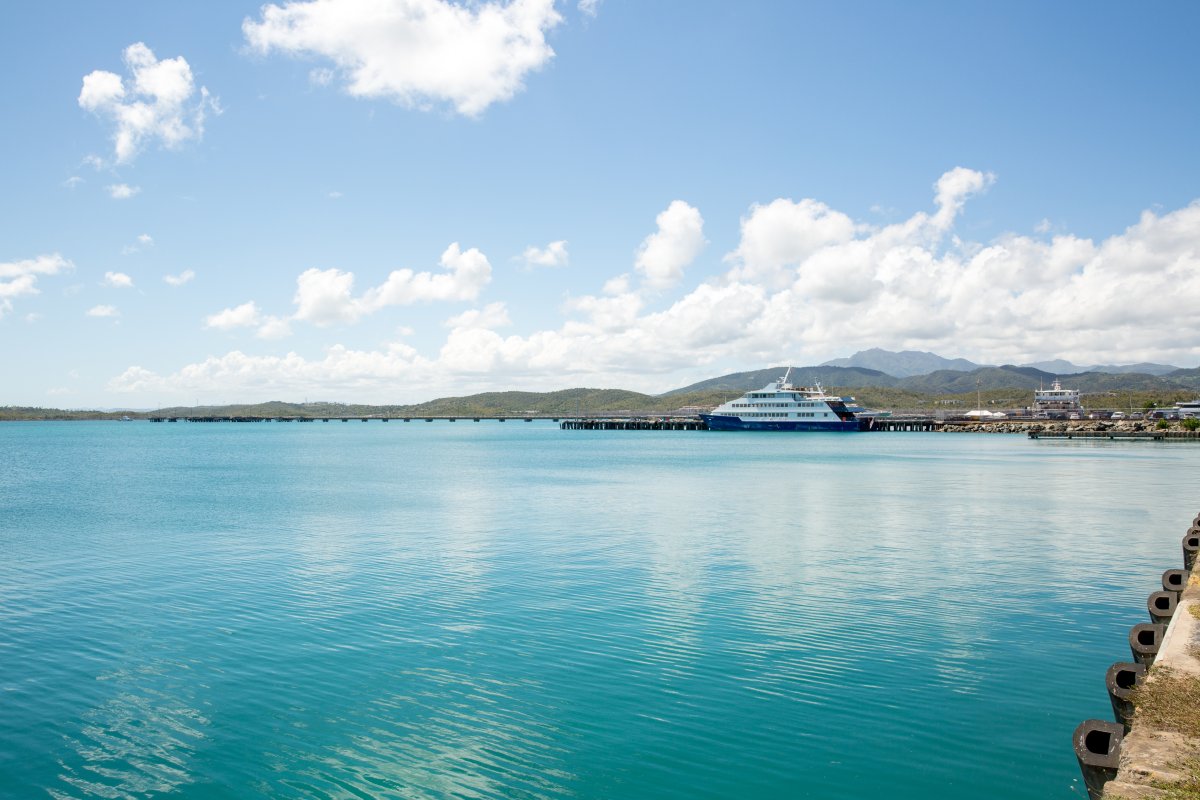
(941, 419, 1196, 434)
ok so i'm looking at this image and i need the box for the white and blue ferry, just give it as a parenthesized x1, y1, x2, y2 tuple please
(701, 369, 866, 431)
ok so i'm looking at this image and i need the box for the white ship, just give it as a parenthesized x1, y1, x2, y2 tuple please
(1033, 379, 1084, 416)
(701, 369, 865, 431)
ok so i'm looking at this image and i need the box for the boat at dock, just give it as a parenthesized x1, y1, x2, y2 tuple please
(1033, 379, 1084, 418)
(700, 369, 865, 431)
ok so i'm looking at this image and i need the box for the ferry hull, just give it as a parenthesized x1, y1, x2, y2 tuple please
(701, 414, 861, 432)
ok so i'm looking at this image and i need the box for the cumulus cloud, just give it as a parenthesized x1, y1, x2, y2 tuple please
(293, 243, 492, 325)
(0, 254, 72, 317)
(635, 200, 706, 289)
(445, 301, 511, 330)
(205, 301, 262, 330)
(103, 271, 134, 288)
(111, 344, 426, 396)
(932, 166, 995, 229)
(256, 316, 294, 339)
(107, 183, 141, 199)
(198, 243, 489, 343)
(726, 198, 857, 287)
(521, 240, 569, 268)
(87, 304, 120, 318)
(79, 43, 219, 164)
(578, 0, 601, 17)
(164, 269, 195, 286)
(204, 300, 291, 339)
(109, 170, 1200, 402)
(243, 0, 562, 117)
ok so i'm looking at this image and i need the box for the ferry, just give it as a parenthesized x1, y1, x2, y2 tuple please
(1033, 379, 1084, 417)
(701, 369, 865, 431)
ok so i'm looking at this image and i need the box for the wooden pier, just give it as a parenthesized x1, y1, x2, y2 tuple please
(559, 417, 708, 431)
(146, 414, 946, 432)
(558, 416, 940, 432)
(863, 416, 940, 432)
(149, 415, 552, 423)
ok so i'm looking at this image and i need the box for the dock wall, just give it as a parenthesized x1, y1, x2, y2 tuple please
(1074, 517, 1200, 799)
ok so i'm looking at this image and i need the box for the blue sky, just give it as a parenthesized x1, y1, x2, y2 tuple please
(3, 1, 1199, 407)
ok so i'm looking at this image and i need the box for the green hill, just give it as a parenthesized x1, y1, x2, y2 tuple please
(663, 365, 898, 395)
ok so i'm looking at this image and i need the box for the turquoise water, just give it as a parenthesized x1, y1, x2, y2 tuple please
(1, 422, 1197, 799)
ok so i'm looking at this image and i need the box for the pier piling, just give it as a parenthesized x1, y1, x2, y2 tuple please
(1104, 662, 1146, 731)
(1127, 623, 1166, 666)
(1073, 719, 1125, 800)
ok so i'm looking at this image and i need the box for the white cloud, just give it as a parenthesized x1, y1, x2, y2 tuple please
(243, 0, 562, 117)
(327, 190, 343, 199)
(79, 42, 219, 164)
(204, 301, 293, 339)
(578, 0, 601, 17)
(635, 200, 706, 289)
(0, 254, 72, 280)
(86, 304, 120, 318)
(205, 301, 262, 330)
(103, 271, 135, 288)
(111, 344, 427, 397)
(121, 234, 152, 255)
(726, 198, 857, 287)
(602, 274, 631, 295)
(521, 240, 569, 268)
(932, 166, 995, 229)
(256, 316, 294, 339)
(108, 171, 1200, 402)
(107, 183, 141, 199)
(445, 301, 511, 330)
(163, 269, 195, 286)
(292, 268, 358, 325)
(0, 254, 73, 317)
(24, 313, 41, 324)
(64, 176, 84, 189)
(293, 243, 492, 326)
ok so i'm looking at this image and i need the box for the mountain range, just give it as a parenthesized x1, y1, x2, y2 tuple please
(816, 348, 1181, 378)
(668, 349, 1200, 396)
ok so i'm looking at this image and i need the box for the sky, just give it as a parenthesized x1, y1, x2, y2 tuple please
(2, 1, 1200, 407)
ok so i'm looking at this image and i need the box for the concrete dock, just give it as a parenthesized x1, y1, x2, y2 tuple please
(1075, 519, 1200, 799)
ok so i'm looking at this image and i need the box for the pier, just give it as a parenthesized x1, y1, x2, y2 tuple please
(559, 417, 708, 431)
(149, 415, 552, 423)
(1073, 515, 1200, 799)
(863, 416, 940, 432)
(558, 415, 942, 431)
(1029, 430, 1200, 441)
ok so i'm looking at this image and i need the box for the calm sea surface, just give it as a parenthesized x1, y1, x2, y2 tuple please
(2, 421, 1197, 798)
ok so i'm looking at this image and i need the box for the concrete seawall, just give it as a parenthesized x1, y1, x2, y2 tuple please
(1077, 520, 1200, 799)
